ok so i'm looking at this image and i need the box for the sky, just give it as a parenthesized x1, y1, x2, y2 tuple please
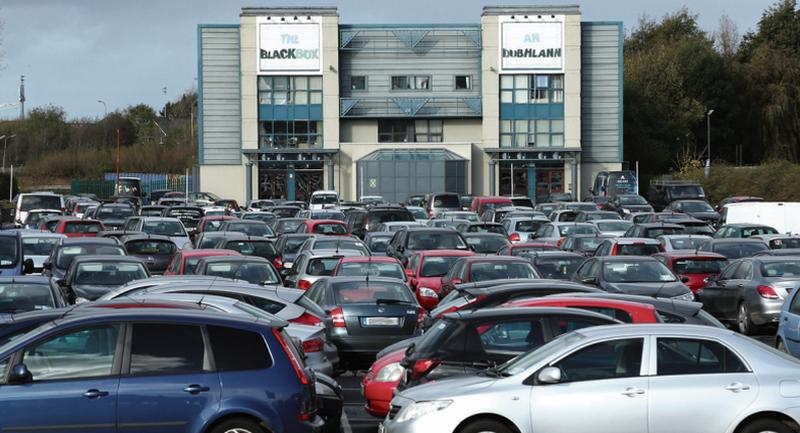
(0, 0, 782, 120)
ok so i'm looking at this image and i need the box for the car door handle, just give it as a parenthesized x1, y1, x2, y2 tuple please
(621, 387, 646, 397)
(183, 384, 211, 394)
(83, 389, 109, 399)
(737, 284, 744, 288)
(725, 382, 750, 393)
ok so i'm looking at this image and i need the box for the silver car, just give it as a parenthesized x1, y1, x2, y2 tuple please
(658, 234, 712, 252)
(502, 216, 550, 244)
(439, 211, 480, 222)
(297, 235, 371, 255)
(384, 324, 800, 433)
(590, 219, 633, 237)
(127, 216, 191, 249)
(18, 230, 66, 273)
(284, 249, 364, 289)
(533, 222, 600, 245)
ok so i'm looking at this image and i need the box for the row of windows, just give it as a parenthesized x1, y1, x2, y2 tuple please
(500, 119, 565, 148)
(259, 120, 323, 148)
(258, 76, 323, 105)
(347, 75, 473, 91)
(378, 119, 443, 142)
(500, 74, 564, 104)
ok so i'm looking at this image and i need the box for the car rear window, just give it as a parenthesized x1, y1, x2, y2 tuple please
(0, 283, 56, 313)
(534, 257, 583, 279)
(338, 262, 404, 280)
(20, 195, 61, 211)
(306, 258, 340, 276)
(225, 241, 277, 259)
(761, 261, 800, 278)
(208, 326, 272, 371)
(22, 237, 60, 256)
(515, 220, 545, 232)
(770, 238, 800, 249)
(617, 244, 661, 256)
(674, 259, 726, 274)
(432, 195, 460, 208)
(421, 256, 463, 277)
(370, 210, 414, 224)
(331, 281, 415, 304)
(311, 223, 347, 235)
(367, 236, 391, 253)
(469, 262, 538, 281)
(64, 221, 102, 233)
(714, 243, 769, 259)
(56, 245, 125, 269)
(126, 240, 176, 255)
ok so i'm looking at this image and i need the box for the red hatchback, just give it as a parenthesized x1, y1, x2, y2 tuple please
(363, 348, 405, 417)
(405, 250, 475, 309)
(653, 251, 728, 293)
(501, 296, 660, 323)
(164, 248, 242, 275)
(54, 219, 105, 238)
(296, 219, 349, 236)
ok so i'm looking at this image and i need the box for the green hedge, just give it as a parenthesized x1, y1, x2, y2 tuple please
(676, 161, 800, 203)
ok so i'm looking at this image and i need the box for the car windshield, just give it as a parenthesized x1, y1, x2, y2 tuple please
(24, 211, 61, 225)
(283, 237, 308, 254)
(367, 236, 392, 253)
(204, 262, 280, 285)
(142, 221, 186, 237)
(469, 262, 538, 281)
(409, 208, 428, 220)
(761, 261, 800, 278)
(20, 195, 61, 211)
(306, 258, 341, 276)
(311, 194, 338, 205)
(468, 225, 505, 235)
(535, 257, 583, 280)
(511, 246, 556, 256)
(0, 283, 56, 313)
(227, 222, 274, 237)
(141, 208, 165, 217)
(421, 256, 465, 277)
(243, 213, 277, 223)
(338, 262, 404, 279)
(126, 240, 176, 255)
(681, 201, 714, 212)
(371, 210, 414, 224)
(564, 203, 597, 212)
(714, 242, 769, 259)
(408, 232, 468, 251)
(670, 185, 704, 199)
(96, 207, 134, 220)
(465, 236, 509, 254)
(64, 221, 102, 234)
(597, 221, 631, 232)
(667, 236, 709, 250)
(22, 237, 59, 256)
(314, 239, 368, 254)
(311, 223, 347, 235)
(433, 195, 460, 208)
(74, 262, 148, 286)
(311, 211, 345, 221)
(602, 261, 677, 283)
(500, 331, 587, 376)
(619, 195, 648, 205)
(515, 220, 545, 232)
(616, 243, 661, 256)
(769, 238, 800, 249)
(674, 259, 726, 274)
(275, 219, 304, 233)
(586, 212, 620, 221)
(273, 207, 300, 218)
(559, 225, 598, 236)
(55, 245, 125, 269)
(225, 241, 276, 259)
(574, 237, 606, 252)
(331, 281, 415, 304)
(647, 227, 683, 237)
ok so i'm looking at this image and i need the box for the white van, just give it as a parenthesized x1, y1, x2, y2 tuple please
(14, 192, 64, 227)
(309, 190, 340, 210)
(721, 202, 800, 235)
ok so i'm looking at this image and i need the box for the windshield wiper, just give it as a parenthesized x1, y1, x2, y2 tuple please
(376, 298, 414, 305)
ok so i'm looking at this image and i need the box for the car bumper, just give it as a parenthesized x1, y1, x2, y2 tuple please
(749, 300, 783, 326)
(305, 351, 335, 376)
(380, 399, 460, 433)
(362, 377, 399, 418)
(331, 333, 420, 354)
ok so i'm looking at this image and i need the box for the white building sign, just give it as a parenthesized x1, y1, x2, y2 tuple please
(257, 16, 322, 75)
(499, 16, 565, 73)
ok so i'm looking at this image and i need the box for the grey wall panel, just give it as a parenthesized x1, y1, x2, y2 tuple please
(581, 22, 623, 163)
(199, 26, 241, 165)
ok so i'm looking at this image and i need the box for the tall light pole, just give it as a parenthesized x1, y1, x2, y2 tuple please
(705, 109, 714, 178)
(97, 100, 108, 117)
(1, 135, 16, 172)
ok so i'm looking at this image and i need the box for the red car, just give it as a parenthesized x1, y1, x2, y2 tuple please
(164, 248, 242, 275)
(501, 296, 660, 323)
(53, 218, 105, 238)
(404, 250, 475, 309)
(333, 256, 406, 280)
(496, 242, 559, 256)
(469, 196, 513, 217)
(362, 348, 405, 417)
(295, 219, 349, 236)
(653, 251, 728, 293)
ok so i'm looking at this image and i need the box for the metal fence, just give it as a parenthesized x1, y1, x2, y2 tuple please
(72, 172, 193, 199)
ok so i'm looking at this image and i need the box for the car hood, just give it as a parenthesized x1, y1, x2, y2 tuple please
(621, 205, 653, 213)
(686, 212, 719, 221)
(603, 281, 690, 298)
(396, 374, 497, 402)
(415, 277, 444, 291)
(73, 284, 118, 301)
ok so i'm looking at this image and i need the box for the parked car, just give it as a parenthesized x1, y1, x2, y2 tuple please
(13, 192, 64, 227)
(669, 217, 716, 236)
(242, 211, 278, 225)
(297, 209, 347, 221)
(0, 308, 322, 433)
(57, 255, 151, 302)
(533, 203, 559, 218)
(532, 222, 600, 246)
(502, 296, 660, 323)
(92, 203, 136, 230)
(425, 218, 470, 230)
(698, 256, 800, 334)
(53, 218, 105, 238)
(20, 209, 62, 230)
(364, 232, 393, 257)
(376, 221, 426, 232)
(652, 251, 728, 294)
(304, 276, 422, 369)
(469, 196, 513, 218)
(297, 235, 370, 256)
(698, 238, 770, 259)
(121, 234, 177, 275)
(502, 217, 550, 243)
(664, 199, 720, 224)
(623, 222, 685, 238)
(273, 233, 315, 273)
(386, 228, 470, 266)
(714, 223, 779, 239)
(345, 205, 415, 239)
(602, 193, 654, 215)
(43, 237, 125, 279)
(480, 206, 533, 223)
(751, 234, 800, 250)
(497, 242, 559, 256)
(125, 216, 191, 249)
(524, 251, 585, 280)
(382, 324, 794, 433)
(142, 205, 169, 217)
(162, 205, 204, 235)
(462, 232, 511, 255)
(285, 250, 363, 290)
(193, 255, 282, 286)
(18, 231, 65, 274)
(193, 215, 238, 241)
(406, 206, 429, 222)
(647, 179, 706, 210)
(215, 233, 279, 263)
(559, 234, 614, 256)
(574, 210, 621, 222)
(0, 276, 69, 314)
(777, 286, 800, 355)
(219, 219, 276, 239)
(164, 248, 242, 276)
(404, 250, 476, 309)
(333, 256, 406, 281)
(296, 219, 349, 236)
(439, 256, 540, 296)
(593, 238, 663, 257)
(571, 255, 694, 301)
(657, 234, 712, 252)
(439, 211, 480, 222)
(422, 193, 462, 218)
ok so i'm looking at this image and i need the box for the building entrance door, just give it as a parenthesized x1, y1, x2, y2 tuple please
(536, 168, 564, 200)
(499, 162, 529, 197)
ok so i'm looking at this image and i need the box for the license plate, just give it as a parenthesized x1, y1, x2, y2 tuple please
(364, 317, 399, 326)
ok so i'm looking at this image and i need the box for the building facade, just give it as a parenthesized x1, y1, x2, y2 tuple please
(197, 5, 623, 203)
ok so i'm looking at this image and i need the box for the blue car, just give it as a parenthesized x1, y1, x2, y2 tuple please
(0, 308, 323, 433)
(0, 231, 34, 276)
(778, 287, 800, 356)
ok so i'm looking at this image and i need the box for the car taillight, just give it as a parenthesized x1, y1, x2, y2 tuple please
(410, 358, 440, 381)
(273, 257, 283, 269)
(416, 307, 426, 327)
(435, 294, 486, 318)
(290, 312, 324, 327)
(509, 233, 520, 242)
(611, 244, 619, 255)
(302, 337, 324, 353)
(271, 328, 310, 385)
(556, 237, 566, 247)
(757, 285, 779, 299)
(298, 279, 311, 290)
(331, 307, 346, 327)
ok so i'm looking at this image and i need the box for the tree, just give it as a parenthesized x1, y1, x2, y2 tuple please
(124, 104, 158, 144)
(715, 14, 741, 59)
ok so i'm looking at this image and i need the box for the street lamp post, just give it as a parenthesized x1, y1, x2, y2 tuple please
(705, 109, 714, 178)
(97, 100, 108, 117)
(0, 135, 16, 172)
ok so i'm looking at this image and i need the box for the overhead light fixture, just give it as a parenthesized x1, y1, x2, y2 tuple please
(280, 17, 285, 21)
(511, 15, 515, 19)
(538, 15, 542, 19)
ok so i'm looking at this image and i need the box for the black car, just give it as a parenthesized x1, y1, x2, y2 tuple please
(304, 276, 421, 368)
(346, 205, 415, 240)
(43, 237, 127, 279)
(560, 234, 614, 256)
(274, 233, 315, 275)
(571, 255, 694, 301)
(57, 255, 151, 302)
(602, 194, 654, 215)
(220, 219, 276, 239)
(524, 251, 586, 280)
(194, 255, 282, 286)
(93, 203, 136, 230)
(698, 238, 770, 259)
(399, 307, 618, 390)
(623, 223, 685, 238)
(0, 276, 69, 314)
(461, 232, 510, 255)
(386, 228, 469, 266)
(162, 205, 204, 235)
(647, 180, 706, 211)
(216, 234, 280, 264)
(122, 234, 177, 275)
(664, 200, 720, 224)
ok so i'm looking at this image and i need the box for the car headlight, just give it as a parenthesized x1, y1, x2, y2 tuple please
(419, 287, 437, 298)
(374, 362, 404, 383)
(74, 297, 90, 304)
(395, 400, 453, 423)
(672, 292, 695, 302)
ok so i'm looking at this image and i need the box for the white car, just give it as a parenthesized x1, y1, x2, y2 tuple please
(310, 190, 340, 210)
(384, 324, 800, 433)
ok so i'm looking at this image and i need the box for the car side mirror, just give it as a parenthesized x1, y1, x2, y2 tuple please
(23, 259, 34, 275)
(581, 277, 598, 286)
(537, 366, 562, 384)
(8, 363, 33, 384)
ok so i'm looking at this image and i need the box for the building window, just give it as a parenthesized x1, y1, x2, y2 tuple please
(350, 76, 366, 91)
(500, 74, 564, 104)
(260, 120, 322, 148)
(391, 75, 430, 90)
(378, 119, 443, 143)
(455, 75, 471, 90)
(500, 119, 564, 148)
(258, 76, 322, 105)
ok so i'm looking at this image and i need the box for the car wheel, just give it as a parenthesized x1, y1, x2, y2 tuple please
(739, 418, 796, 433)
(737, 302, 756, 335)
(458, 419, 515, 433)
(209, 418, 264, 433)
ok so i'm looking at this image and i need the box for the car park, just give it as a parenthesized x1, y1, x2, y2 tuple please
(405, 206, 428, 222)
(92, 203, 135, 230)
(457, 221, 507, 236)
(164, 249, 241, 276)
(162, 205, 204, 235)
(309, 190, 340, 210)
(469, 196, 513, 217)
(241, 211, 278, 225)
(548, 209, 578, 222)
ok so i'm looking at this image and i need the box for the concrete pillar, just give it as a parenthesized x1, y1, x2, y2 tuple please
(571, 157, 578, 201)
(327, 158, 334, 191)
(245, 161, 254, 205)
(528, 164, 537, 203)
(287, 164, 296, 201)
(489, 160, 496, 195)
